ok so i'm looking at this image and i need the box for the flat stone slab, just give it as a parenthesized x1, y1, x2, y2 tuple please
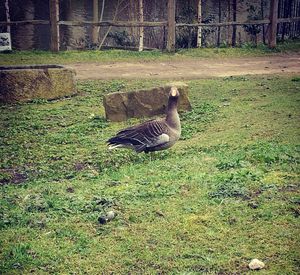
(0, 65, 76, 103)
(103, 82, 192, 122)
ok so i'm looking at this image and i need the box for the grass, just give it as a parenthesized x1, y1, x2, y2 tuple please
(0, 75, 300, 274)
(0, 40, 299, 66)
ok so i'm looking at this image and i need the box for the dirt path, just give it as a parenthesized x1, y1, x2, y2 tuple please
(70, 53, 300, 80)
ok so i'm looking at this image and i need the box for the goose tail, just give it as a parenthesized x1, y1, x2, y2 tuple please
(107, 136, 145, 153)
(107, 137, 127, 149)
(108, 144, 124, 150)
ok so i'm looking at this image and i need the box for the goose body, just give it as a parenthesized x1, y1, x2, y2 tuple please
(107, 87, 181, 153)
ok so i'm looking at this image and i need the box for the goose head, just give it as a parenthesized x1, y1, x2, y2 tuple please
(170, 86, 180, 98)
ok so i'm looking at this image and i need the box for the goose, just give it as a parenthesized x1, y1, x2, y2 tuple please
(107, 87, 181, 153)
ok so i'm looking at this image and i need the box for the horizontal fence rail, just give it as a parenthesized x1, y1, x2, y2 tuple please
(0, 20, 49, 26)
(177, 17, 300, 27)
(0, 6, 299, 52)
(58, 20, 168, 27)
(277, 17, 300, 23)
(1, 17, 299, 27)
(176, 20, 271, 27)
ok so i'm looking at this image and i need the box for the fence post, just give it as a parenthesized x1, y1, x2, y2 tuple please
(92, 0, 99, 44)
(138, 0, 144, 52)
(197, 0, 202, 47)
(4, 0, 11, 33)
(49, 0, 60, 52)
(232, 0, 237, 46)
(268, 0, 279, 48)
(167, 0, 176, 52)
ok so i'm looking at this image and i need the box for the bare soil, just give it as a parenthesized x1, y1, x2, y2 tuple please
(70, 53, 300, 80)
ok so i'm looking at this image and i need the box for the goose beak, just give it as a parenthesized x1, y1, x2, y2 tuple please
(170, 87, 178, 97)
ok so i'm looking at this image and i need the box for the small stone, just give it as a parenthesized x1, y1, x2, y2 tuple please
(12, 262, 22, 269)
(155, 210, 165, 217)
(98, 216, 107, 224)
(107, 181, 121, 187)
(106, 211, 115, 221)
(98, 211, 116, 225)
(248, 201, 259, 209)
(248, 259, 265, 270)
(228, 217, 237, 225)
(66, 187, 74, 193)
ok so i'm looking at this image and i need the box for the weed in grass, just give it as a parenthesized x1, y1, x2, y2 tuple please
(1, 243, 33, 271)
(180, 103, 218, 139)
(223, 76, 250, 82)
(291, 76, 300, 82)
(83, 196, 116, 215)
(1, 40, 299, 65)
(24, 194, 50, 213)
(246, 142, 299, 165)
(77, 80, 126, 96)
(209, 169, 261, 200)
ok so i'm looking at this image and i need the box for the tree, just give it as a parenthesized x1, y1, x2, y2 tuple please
(243, 4, 262, 46)
(197, 0, 202, 47)
(4, 0, 11, 33)
(232, 0, 237, 46)
(138, 0, 144, 51)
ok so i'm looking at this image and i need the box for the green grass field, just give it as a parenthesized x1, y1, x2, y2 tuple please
(0, 74, 299, 274)
(0, 40, 300, 65)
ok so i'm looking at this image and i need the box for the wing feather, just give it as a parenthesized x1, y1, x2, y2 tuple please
(107, 119, 170, 152)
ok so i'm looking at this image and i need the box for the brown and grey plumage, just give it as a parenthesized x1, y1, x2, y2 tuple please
(107, 87, 181, 153)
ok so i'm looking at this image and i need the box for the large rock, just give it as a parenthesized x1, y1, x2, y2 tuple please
(0, 65, 76, 103)
(103, 82, 192, 122)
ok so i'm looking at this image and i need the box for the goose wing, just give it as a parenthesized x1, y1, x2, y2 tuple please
(108, 119, 170, 153)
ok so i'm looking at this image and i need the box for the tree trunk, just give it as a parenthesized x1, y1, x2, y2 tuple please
(197, 0, 202, 47)
(100, 0, 105, 23)
(92, 0, 99, 44)
(129, 0, 138, 44)
(167, 0, 176, 52)
(138, 0, 144, 51)
(296, 0, 299, 36)
(98, 0, 120, 50)
(281, 0, 289, 41)
(4, 0, 10, 33)
(291, 0, 295, 37)
(232, 0, 237, 46)
(227, 0, 231, 45)
(268, 0, 279, 48)
(261, 0, 266, 44)
(217, 0, 221, 47)
(287, 0, 292, 38)
(97, 0, 106, 40)
(49, 0, 60, 52)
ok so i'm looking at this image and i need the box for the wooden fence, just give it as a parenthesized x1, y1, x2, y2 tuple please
(0, 0, 299, 52)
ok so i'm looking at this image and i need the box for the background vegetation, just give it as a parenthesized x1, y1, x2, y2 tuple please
(0, 40, 300, 66)
(0, 74, 299, 273)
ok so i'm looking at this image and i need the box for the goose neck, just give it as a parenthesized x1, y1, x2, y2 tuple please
(167, 96, 178, 111)
(166, 97, 180, 128)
